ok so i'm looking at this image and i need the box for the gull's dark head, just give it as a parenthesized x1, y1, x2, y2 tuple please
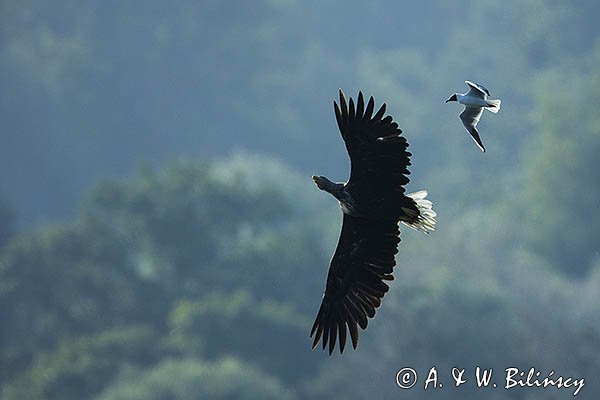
(445, 94, 458, 103)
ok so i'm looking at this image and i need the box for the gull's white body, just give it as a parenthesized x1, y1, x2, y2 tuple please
(446, 80, 501, 152)
(455, 93, 490, 108)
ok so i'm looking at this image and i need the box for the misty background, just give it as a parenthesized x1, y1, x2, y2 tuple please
(1, 1, 599, 399)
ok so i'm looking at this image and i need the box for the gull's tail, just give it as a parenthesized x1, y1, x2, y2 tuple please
(485, 99, 501, 113)
(401, 190, 437, 234)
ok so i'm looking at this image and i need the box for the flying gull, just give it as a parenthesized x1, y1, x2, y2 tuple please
(446, 81, 501, 152)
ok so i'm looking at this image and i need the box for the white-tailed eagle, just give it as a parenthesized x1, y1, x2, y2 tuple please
(310, 90, 436, 354)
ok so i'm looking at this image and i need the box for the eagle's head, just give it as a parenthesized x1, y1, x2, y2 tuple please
(312, 175, 343, 194)
(312, 175, 331, 191)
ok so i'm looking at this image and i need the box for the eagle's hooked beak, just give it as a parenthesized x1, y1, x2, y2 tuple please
(312, 175, 328, 191)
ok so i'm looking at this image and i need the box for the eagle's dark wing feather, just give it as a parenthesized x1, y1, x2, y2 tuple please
(311, 90, 415, 354)
(310, 215, 399, 354)
(334, 90, 412, 203)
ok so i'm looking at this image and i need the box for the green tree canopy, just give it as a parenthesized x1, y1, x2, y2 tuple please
(524, 45, 600, 276)
(94, 357, 295, 400)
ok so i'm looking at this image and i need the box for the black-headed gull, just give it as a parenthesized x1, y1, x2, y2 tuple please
(446, 81, 501, 152)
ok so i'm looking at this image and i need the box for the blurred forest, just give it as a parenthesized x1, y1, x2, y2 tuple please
(1, 0, 599, 399)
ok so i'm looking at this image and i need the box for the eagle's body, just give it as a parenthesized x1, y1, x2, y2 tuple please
(310, 90, 436, 355)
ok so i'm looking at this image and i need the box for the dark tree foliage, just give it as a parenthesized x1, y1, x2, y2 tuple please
(524, 50, 600, 276)
(0, 157, 332, 399)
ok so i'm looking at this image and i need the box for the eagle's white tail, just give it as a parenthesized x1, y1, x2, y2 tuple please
(401, 190, 437, 234)
(485, 99, 501, 113)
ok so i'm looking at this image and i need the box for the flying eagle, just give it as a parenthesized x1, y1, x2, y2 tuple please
(310, 90, 436, 355)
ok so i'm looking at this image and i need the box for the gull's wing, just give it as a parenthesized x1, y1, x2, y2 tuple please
(459, 107, 486, 152)
(465, 80, 490, 99)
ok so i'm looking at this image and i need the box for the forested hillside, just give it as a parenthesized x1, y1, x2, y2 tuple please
(1, 1, 598, 399)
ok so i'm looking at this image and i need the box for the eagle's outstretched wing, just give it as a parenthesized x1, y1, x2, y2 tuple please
(310, 90, 416, 354)
(310, 215, 400, 354)
(333, 90, 412, 207)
